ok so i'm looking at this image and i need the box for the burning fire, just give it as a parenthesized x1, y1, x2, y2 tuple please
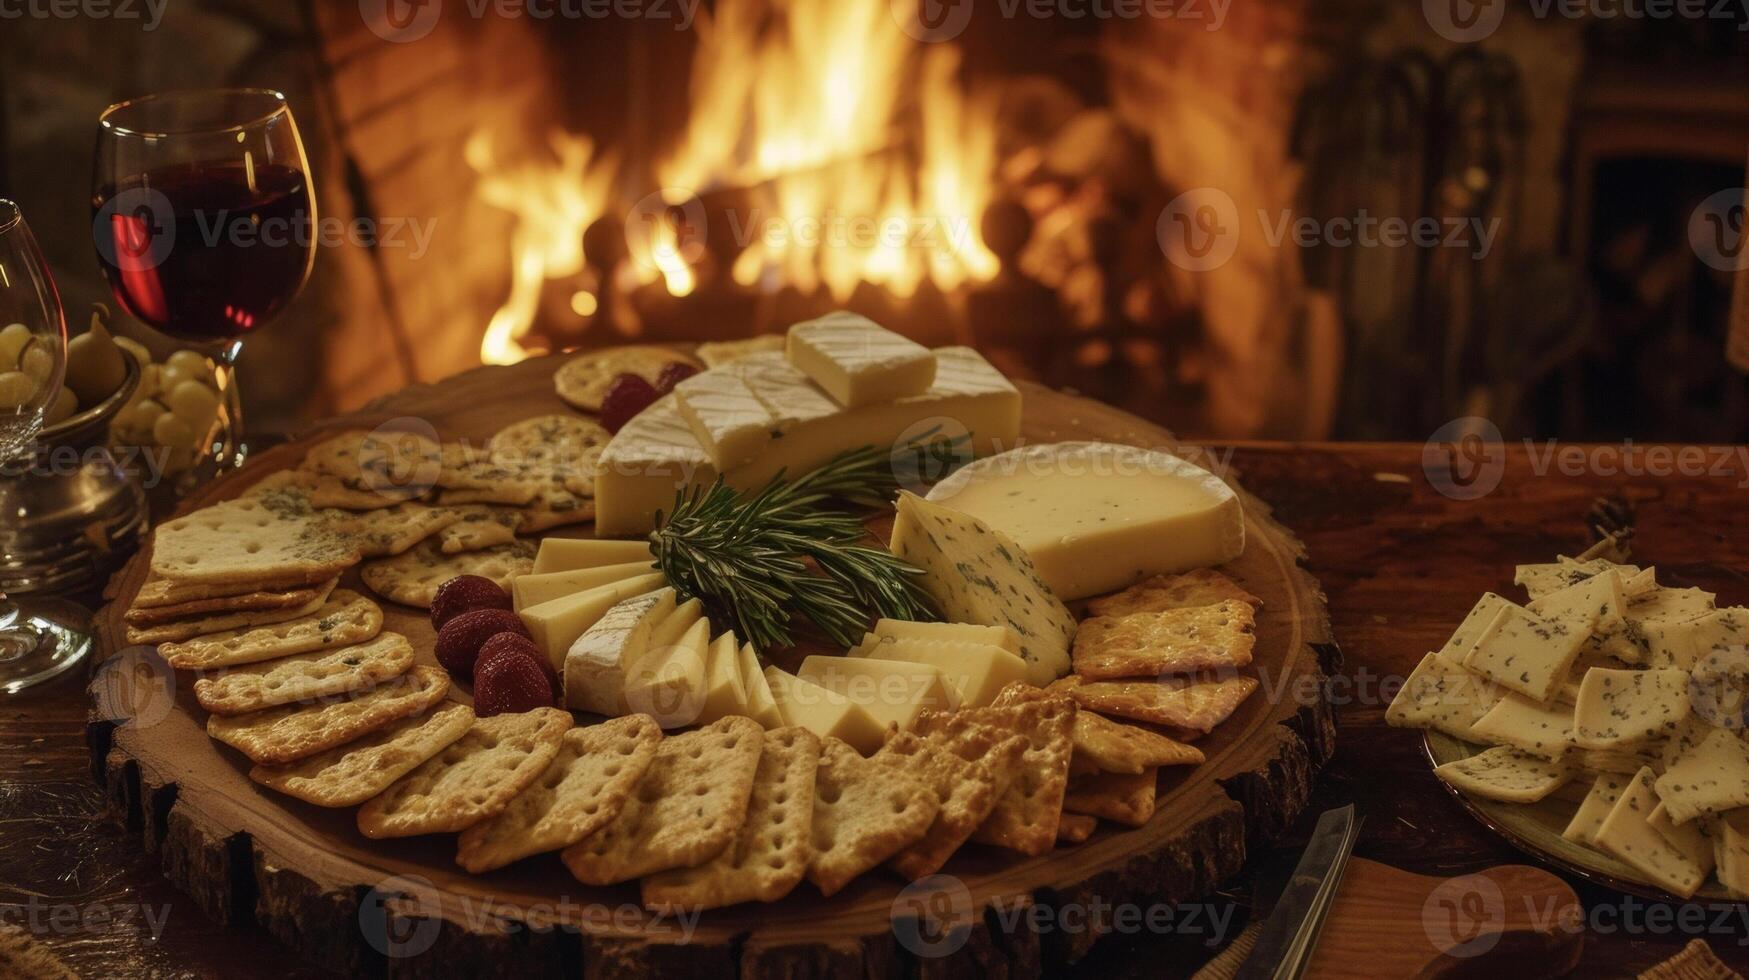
(472, 0, 1001, 363)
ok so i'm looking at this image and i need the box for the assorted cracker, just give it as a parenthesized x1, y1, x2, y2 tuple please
(207, 665, 450, 765)
(249, 703, 475, 807)
(158, 589, 384, 671)
(124, 580, 330, 626)
(193, 631, 416, 716)
(1063, 675, 1259, 732)
(1064, 769, 1159, 827)
(358, 708, 572, 838)
(361, 538, 536, 609)
(1086, 569, 1262, 618)
(554, 346, 699, 412)
(807, 736, 939, 897)
(149, 497, 361, 586)
(913, 695, 1076, 857)
(695, 335, 784, 368)
(127, 580, 338, 646)
(875, 727, 1026, 880)
(1071, 600, 1257, 679)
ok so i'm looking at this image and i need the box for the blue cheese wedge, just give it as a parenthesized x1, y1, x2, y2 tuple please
(1572, 667, 1689, 750)
(888, 491, 1076, 685)
(1468, 693, 1575, 759)
(1436, 593, 1513, 664)
(1563, 772, 1629, 844)
(1592, 767, 1707, 899)
(784, 311, 936, 408)
(1433, 746, 1570, 803)
(1654, 727, 1749, 824)
(1385, 653, 1503, 740)
(1462, 601, 1589, 702)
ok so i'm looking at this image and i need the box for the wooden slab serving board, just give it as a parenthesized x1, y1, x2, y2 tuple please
(86, 355, 1338, 978)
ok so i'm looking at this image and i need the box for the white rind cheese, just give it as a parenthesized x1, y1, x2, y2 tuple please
(784, 311, 937, 408)
(925, 442, 1244, 601)
(888, 491, 1076, 686)
(563, 588, 677, 714)
(520, 572, 669, 672)
(673, 370, 776, 469)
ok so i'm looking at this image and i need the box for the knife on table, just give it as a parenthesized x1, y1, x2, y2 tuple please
(1233, 804, 1363, 980)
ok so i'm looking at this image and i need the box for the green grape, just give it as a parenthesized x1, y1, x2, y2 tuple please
(44, 387, 77, 426)
(164, 350, 214, 386)
(152, 412, 198, 450)
(0, 323, 30, 371)
(0, 370, 36, 410)
(166, 379, 220, 430)
(18, 342, 55, 384)
(114, 336, 152, 370)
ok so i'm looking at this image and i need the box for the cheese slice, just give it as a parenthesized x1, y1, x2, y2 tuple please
(1572, 667, 1688, 749)
(595, 347, 1020, 535)
(623, 616, 712, 728)
(1718, 811, 1749, 899)
(1655, 727, 1749, 824)
(1513, 558, 1625, 601)
(1436, 593, 1513, 664)
(798, 655, 961, 734)
(649, 598, 704, 651)
(784, 311, 936, 408)
(889, 491, 1075, 685)
(673, 370, 775, 469)
(1646, 607, 1749, 672)
(513, 561, 659, 611)
(1648, 803, 1716, 878)
(1528, 570, 1624, 633)
(532, 538, 655, 575)
(520, 572, 668, 672)
(847, 637, 1028, 708)
(1461, 601, 1589, 703)
(1432, 746, 1570, 803)
(764, 666, 885, 754)
(856, 619, 1022, 657)
(1384, 652, 1504, 741)
(1563, 772, 1629, 844)
(563, 588, 677, 714)
(925, 442, 1245, 601)
(696, 630, 749, 725)
(1468, 693, 1575, 760)
(1593, 767, 1707, 898)
(737, 643, 783, 728)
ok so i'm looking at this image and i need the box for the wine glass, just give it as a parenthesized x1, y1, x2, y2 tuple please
(92, 89, 315, 471)
(0, 200, 93, 693)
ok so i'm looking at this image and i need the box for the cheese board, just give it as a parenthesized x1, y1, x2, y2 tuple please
(87, 333, 1336, 977)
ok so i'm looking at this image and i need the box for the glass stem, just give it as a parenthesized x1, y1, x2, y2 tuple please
(213, 339, 245, 470)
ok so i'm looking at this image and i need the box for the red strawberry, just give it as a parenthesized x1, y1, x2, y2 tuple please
(430, 575, 513, 630)
(474, 645, 556, 716)
(477, 632, 557, 693)
(653, 361, 699, 393)
(434, 608, 530, 681)
(599, 374, 660, 433)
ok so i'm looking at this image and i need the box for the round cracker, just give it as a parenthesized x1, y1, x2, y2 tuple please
(553, 346, 699, 412)
(491, 414, 610, 462)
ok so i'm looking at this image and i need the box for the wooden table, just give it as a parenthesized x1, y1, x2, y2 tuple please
(8, 441, 1749, 978)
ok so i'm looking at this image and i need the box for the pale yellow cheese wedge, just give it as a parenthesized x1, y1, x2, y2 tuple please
(738, 644, 783, 729)
(623, 616, 711, 728)
(532, 538, 654, 575)
(514, 561, 659, 611)
(846, 638, 1028, 708)
(764, 666, 885, 755)
(798, 655, 961, 735)
(520, 572, 667, 672)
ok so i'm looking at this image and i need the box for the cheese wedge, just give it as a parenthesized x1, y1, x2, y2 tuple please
(564, 588, 678, 714)
(1648, 803, 1716, 879)
(532, 538, 655, 575)
(520, 572, 667, 672)
(673, 370, 775, 469)
(697, 631, 750, 725)
(1384, 652, 1504, 741)
(784, 311, 936, 408)
(764, 666, 885, 754)
(514, 561, 659, 611)
(623, 616, 712, 728)
(924, 442, 1245, 601)
(649, 598, 704, 650)
(1655, 726, 1749, 824)
(1593, 767, 1706, 899)
(847, 637, 1028, 708)
(1432, 746, 1569, 803)
(1718, 811, 1749, 899)
(1514, 558, 1627, 601)
(855, 619, 1022, 657)
(798, 655, 961, 734)
(1528, 570, 1624, 634)
(737, 643, 783, 728)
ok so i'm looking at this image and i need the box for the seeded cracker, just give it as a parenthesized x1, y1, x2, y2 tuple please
(361, 538, 536, 608)
(994, 681, 1203, 773)
(1071, 600, 1257, 679)
(490, 414, 610, 492)
(696, 335, 784, 368)
(125, 580, 331, 627)
(207, 665, 448, 765)
(158, 589, 384, 671)
(126, 579, 338, 646)
(1086, 569, 1262, 618)
(303, 429, 444, 485)
(807, 737, 939, 897)
(329, 503, 465, 558)
(642, 726, 821, 910)
(250, 702, 475, 807)
(1063, 676, 1259, 733)
(193, 631, 415, 716)
(874, 728, 1026, 880)
(456, 714, 664, 873)
(358, 708, 572, 838)
(437, 507, 520, 554)
(913, 695, 1076, 856)
(133, 568, 336, 608)
(554, 346, 700, 412)
(562, 716, 763, 884)
(150, 497, 360, 586)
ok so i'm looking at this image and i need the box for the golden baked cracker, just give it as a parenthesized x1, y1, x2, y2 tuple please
(554, 346, 699, 412)
(193, 632, 415, 716)
(456, 715, 664, 873)
(159, 589, 384, 671)
(249, 702, 474, 807)
(1071, 601, 1257, 680)
(913, 695, 1076, 857)
(358, 708, 572, 838)
(360, 538, 536, 609)
(995, 682, 1203, 773)
(126, 580, 338, 646)
(207, 665, 448, 765)
(875, 728, 1027, 881)
(125, 580, 329, 626)
(562, 716, 763, 884)
(1056, 812, 1098, 843)
(149, 497, 361, 586)
(303, 429, 444, 487)
(1086, 569, 1262, 618)
(642, 726, 821, 911)
(437, 507, 520, 554)
(328, 503, 464, 558)
(133, 569, 334, 608)
(696, 335, 784, 368)
(515, 487, 596, 532)
(305, 471, 428, 510)
(1064, 769, 1158, 827)
(1065, 676, 1260, 733)
(432, 460, 547, 506)
(807, 737, 939, 897)
(490, 414, 610, 473)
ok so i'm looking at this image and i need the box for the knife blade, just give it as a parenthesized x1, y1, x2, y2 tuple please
(1233, 804, 1363, 980)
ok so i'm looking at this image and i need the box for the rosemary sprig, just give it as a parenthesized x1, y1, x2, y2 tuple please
(648, 435, 961, 651)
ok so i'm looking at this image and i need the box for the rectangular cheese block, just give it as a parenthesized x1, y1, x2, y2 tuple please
(520, 572, 668, 672)
(923, 443, 1245, 601)
(513, 561, 660, 611)
(532, 538, 655, 575)
(798, 655, 961, 733)
(622, 616, 711, 728)
(1461, 601, 1589, 703)
(888, 491, 1076, 685)
(673, 370, 775, 469)
(856, 618, 1021, 657)
(563, 588, 677, 714)
(1593, 766, 1706, 899)
(595, 347, 1020, 535)
(737, 643, 783, 729)
(847, 637, 1029, 708)
(784, 311, 936, 408)
(697, 631, 749, 725)
(764, 666, 886, 754)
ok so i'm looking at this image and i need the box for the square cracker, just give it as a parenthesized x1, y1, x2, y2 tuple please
(1057, 813, 1098, 843)
(358, 708, 572, 838)
(562, 716, 763, 885)
(438, 507, 521, 555)
(1064, 676, 1259, 733)
(457, 714, 664, 873)
(995, 683, 1202, 773)
(1071, 601, 1256, 680)
(207, 665, 448, 765)
(912, 695, 1076, 857)
(194, 631, 415, 716)
(127, 580, 339, 646)
(250, 702, 475, 807)
(158, 589, 384, 671)
(133, 569, 335, 608)
(1087, 570, 1262, 618)
(361, 538, 536, 609)
(642, 726, 822, 911)
(875, 727, 1026, 880)
(807, 737, 939, 897)
(126, 581, 329, 625)
(328, 503, 464, 558)
(303, 429, 444, 485)
(1064, 769, 1158, 827)
(149, 497, 361, 585)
